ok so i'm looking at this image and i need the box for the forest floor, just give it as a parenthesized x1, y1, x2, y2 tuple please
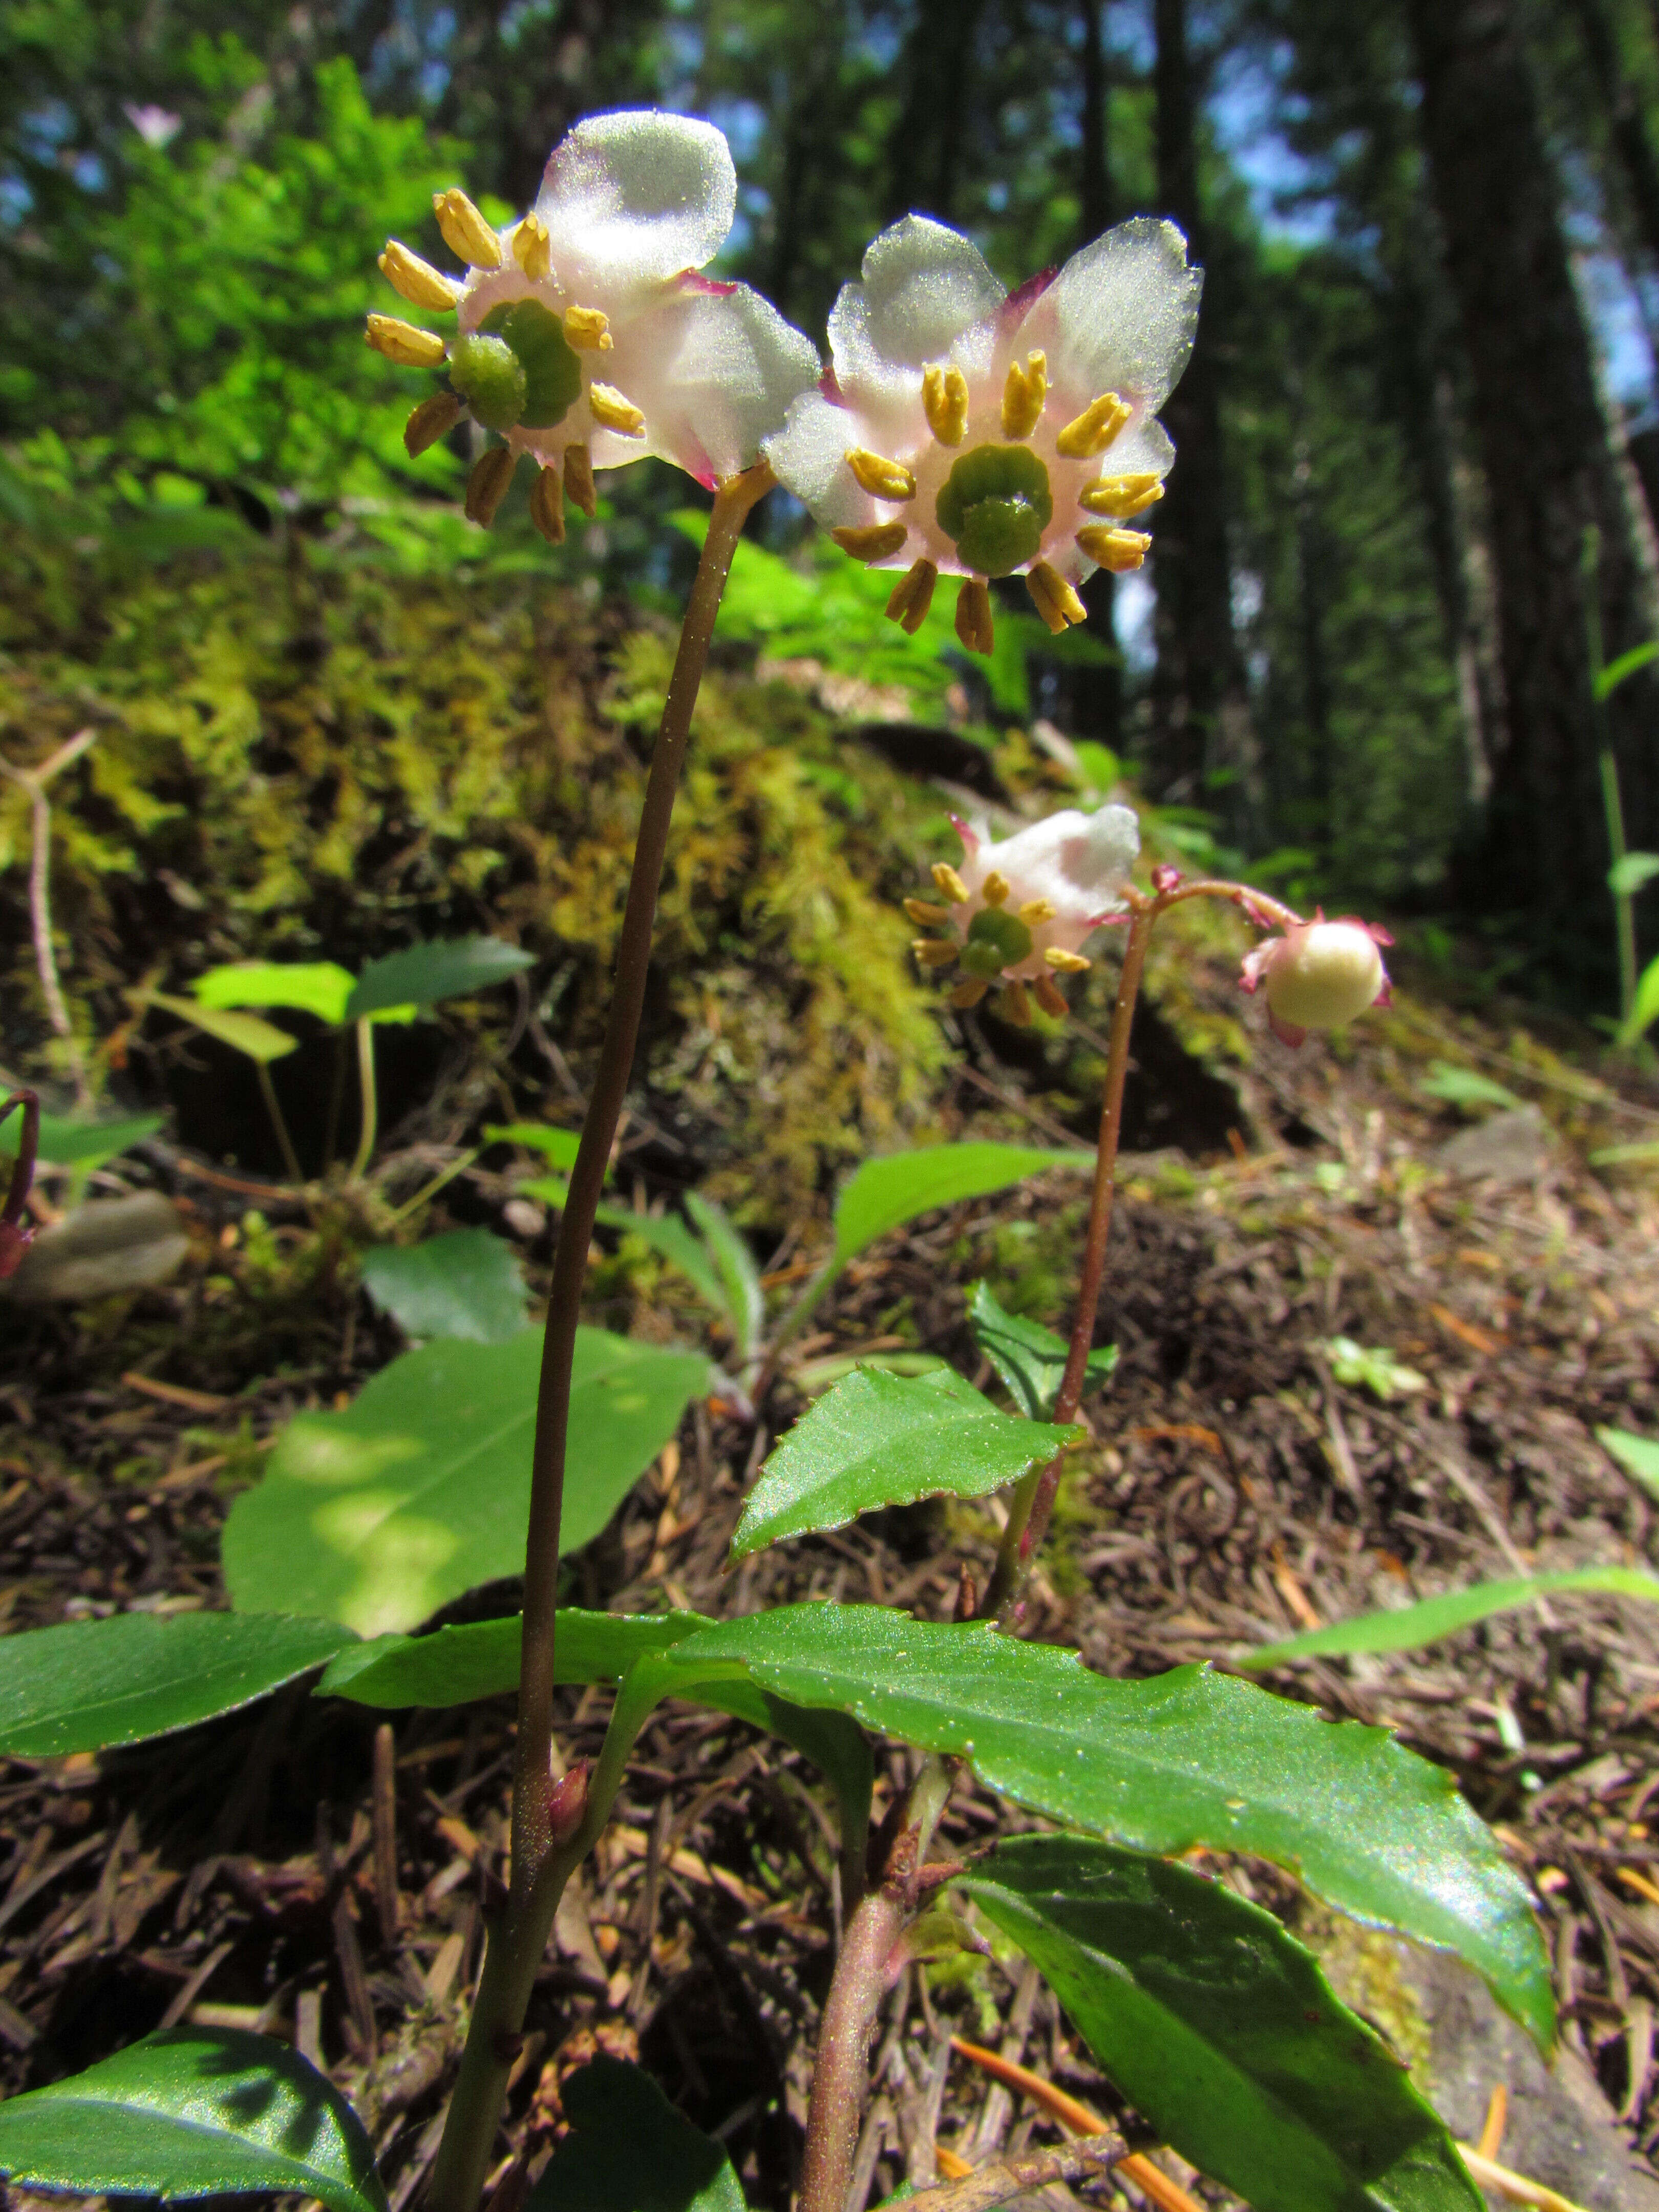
(3, 949, 1659, 2212)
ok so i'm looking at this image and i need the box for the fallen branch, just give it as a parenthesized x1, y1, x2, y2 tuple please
(902, 2131, 1127, 2212)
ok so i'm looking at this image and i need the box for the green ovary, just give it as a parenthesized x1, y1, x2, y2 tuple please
(961, 905, 1034, 979)
(450, 303, 584, 434)
(448, 333, 526, 433)
(935, 443, 1054, 576)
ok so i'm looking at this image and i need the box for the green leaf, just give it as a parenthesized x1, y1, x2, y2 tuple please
(1417, 1061, 1522, 1113)
(1597, 1426, 1659, 1499)
(1589, 1141, 1659, 1167)
(0, 1611, 356, 1757)
(360, 1229, 526, 1345)
(222, 1327, 709, 1634)
(194, 960, 356, 1026)
(1620, 952, 1659, 1046)
(0, 2028, 387, 2212)
(967, 1279, 1117, 1419)
(346, 937, 535, 1020)
(962, 1837, 1480, 2212)
(145, 990, 299, 1064)
(685, 1191, 764, 1361)
(1608, 852, 1659, 900)
(1594, 640, 1659, 700)
(833, 1143, 1094, 1269)
(653, 1604, 1552, 2047)
(595, 1203, 728, 1317)
(318, 1607, 708, 1706)
(486, 1123, 583, 1172)
(528, 2058, 744, 2212)
(732, 1366, 1080, 1560)
(24, 1112, 164, 1171)
(1236, 1567, 1659, 1668)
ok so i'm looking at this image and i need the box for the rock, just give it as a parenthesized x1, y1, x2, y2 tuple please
(1, 1191, 189, 1302)
(1435, 1104, 1554, 1185)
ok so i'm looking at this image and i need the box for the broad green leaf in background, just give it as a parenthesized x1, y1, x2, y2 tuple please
(144, 990, 299, 1064)
(1417, 1062, 1523, 1113)
(1596, 1426, 1659, 1498)
(685, 1192, 764, 1361)
(346, 937, 535, 1020)
(963, 1837, 1481, 2212)
(1594, 641, 1659, 700)
(832, 1143, 1094, 1269)
(0, 2028, 387, 2212)
(731, 1366, 1081, 1559)
(528, 2058, 744, 2212)
(194, 961, 356, 1026)
(968, 1279, 1118, 1419)
(485, 1123, 583, 1173)
(0, 1611, 355, 1757)
(1236, 1566, 1659, 1669)
(1608, 852, 1659, 900)
(360, 1228, 526, 1345)
(1620, 952, 1659, 1046)
(223, 1327, 708, 1634)
(22, 1112, 164, 1171)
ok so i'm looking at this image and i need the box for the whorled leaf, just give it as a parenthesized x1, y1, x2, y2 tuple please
(967, 1279, 1117, 1419)
(359, 1228, 527, 1345)
(345, 937, 534, 1020)
(527, 2058, 743, 2212)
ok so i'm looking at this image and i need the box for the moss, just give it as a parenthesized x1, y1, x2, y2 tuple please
(1299, 1904, 1435, 2088)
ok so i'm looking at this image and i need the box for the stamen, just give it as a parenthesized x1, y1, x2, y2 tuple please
(366, 315, 448, 368)
(1056, 391, 1132, 458)
(564, 443, 598, 518)
(923, 364, 970, 446)
(589, 383, 646, 437)
(1001, 351, 1047, 440)
(932, 861, 970, 903)
(912, 939, 960, 968)
(1044, 946, 1091, 972)
(982, 871, 1010, 908)
(886, 559, 938, 634)
(433, 188, 503, 269)
(1077, 524, 1151, 572)
(955, 577, 994, 656)
(950, 977, 989, 1008)
(1018, 898, 1056, 924)
(465, 446, 518, 527)
(379, 242, 461, 312)
(1026, 561, 1087, 634)
(529, 463, 566, 544)
(564, 306, 613, 352)
(513, 214, 552, 280)
(1034, 975, 1070, 1019)
(1081, 472, 1164, 519)
(847, 449, 918, 501)
(834, 522, 909, 564)
(404, 391, 463, 457)
(904, 899, 953, 925)
(998, 981, 1033, 1026)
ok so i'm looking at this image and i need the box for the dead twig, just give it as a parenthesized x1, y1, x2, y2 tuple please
(899, 2131, 1128, 2212)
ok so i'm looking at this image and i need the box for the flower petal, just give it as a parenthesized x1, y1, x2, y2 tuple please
(1046, 217, 1202, 413)
(827, 214, 1003, 410)
(536, 110, 736, 300)
(629, 282, 821, 483)
(762, 389, 874, 529)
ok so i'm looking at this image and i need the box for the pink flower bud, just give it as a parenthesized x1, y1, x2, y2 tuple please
(1240, 912, 1391, 1048)
(546, 1758, 591, 1847)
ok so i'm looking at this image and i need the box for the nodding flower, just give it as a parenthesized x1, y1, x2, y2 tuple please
(762, 211, 1200, 656)
(1239, 913, 1393, 1048)
(905, 803, 1140, 1026)
(368, 111, 819, 533)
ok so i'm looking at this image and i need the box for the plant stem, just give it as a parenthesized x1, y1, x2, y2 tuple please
(349, 1018, 378, 1183)
(424, 460, 775, 2212)
(0, 728, 98, 1109)
(1600, 745, 1638, 1025)
(256, 1062, 305, 1185)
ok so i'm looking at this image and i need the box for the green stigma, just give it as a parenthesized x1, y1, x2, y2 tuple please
(449, 302, 583, 434)
(960, 905, 1033, 979)
(935, 443, 1054, 577)
(448, 333, 526, 433)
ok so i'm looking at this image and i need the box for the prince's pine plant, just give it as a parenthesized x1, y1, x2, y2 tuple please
(0, 108, 1547, 2212)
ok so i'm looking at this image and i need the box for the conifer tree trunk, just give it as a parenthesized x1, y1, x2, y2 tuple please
(1567, 0, 1659, 271)
(1074, 0, 1123, 756)
(1405, 0, 1656, 952)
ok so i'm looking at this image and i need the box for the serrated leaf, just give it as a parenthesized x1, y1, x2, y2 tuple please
(833, 1143, 1093, 1268)
(1237, 1566, 1659, 1667)
(527, 2058, 743, 2212)
(194, 960, 356, 1026)
(360, 1229, 526, 1344)
(0, 2028, 387, 2212)
(1596, 1426, 1659, 1499)
(732, 1367, 1080, 1559)
(145, 990, 299, 1064)
(346, 937, 534, 1019)
(963, 1836, 1481, 2212)
(222, 1327, 708, 1634)
(0, 1611, 356, 1757)
(24, 1112, 164, 1171)
(967, 1280, 1117, 1419)
(685, 1192, 764, 1361)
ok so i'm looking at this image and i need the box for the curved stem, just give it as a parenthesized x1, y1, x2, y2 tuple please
(256, 1062, 305, 1185)
(349, 1019, 378, 1183)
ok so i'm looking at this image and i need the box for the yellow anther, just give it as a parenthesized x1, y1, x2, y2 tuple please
(886, 558, 938, 634)
(564, 443, 597, 518)
(932, 861, 970, 903)
(434, 188, 503, 269)
(513, 213, 552, 280)
(379, 241, 461, 312)
(366, 314, 448, 368)
(982, 871, 1010, 908)
(1026, 561, 1087, 634)
(955, 576, 994, 657)
(465, 445, 518, 527)
(563, 305, 613, 352)
(1045, 946, 1091, 973)
(1001, 350, 1047, 439)
(589, 382, 646, 437)
(950, 977, 989, 1009)
(923, 364, 970, 446)
(1056, 391, 1132, 458)
(1081, 472, 1164, 519)
(913, 939, 960, 968)
(529, 464, 565, 545)
(1034, 975, 1070, 1019)
(998, 980, 1033, 1027)
(834, 522, 909, 564)
(847, 449, 918, 501)
(904, 899, 953, 926)
(1077, 524, 1151, 572)
(404, 391, 462, 457)
(1018, 898, 1056, 924)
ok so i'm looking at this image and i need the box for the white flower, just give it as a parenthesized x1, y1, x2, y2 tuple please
(906, 803, 1140, 1023)
(1239, 914, 1393, 1048)
(761, 214, 1200, 653)
(368, 111, 820, 533)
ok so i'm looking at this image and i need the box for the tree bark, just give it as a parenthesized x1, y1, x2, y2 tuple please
(1074, 0, 1123, 756)
(884, 0, 986, 224)
(1567, 0, 1659, 271)
(1405, 0, 1656, 957)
